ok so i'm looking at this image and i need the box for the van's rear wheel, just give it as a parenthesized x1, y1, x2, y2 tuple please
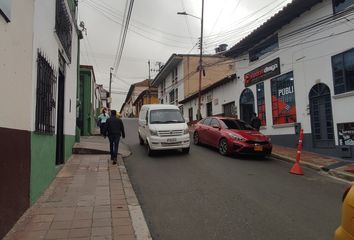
(139, 134, 144, 145)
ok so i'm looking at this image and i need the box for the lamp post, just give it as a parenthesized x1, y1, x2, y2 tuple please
(108, 67, 113, 109)
(177, 0, 204, 120)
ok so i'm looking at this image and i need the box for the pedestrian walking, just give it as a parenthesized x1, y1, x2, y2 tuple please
(250, 112, 261, 131)
(97, 108, 109, 135)
(104, 110, 125, 164)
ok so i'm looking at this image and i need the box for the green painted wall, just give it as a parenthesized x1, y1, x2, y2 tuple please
(64, 135, 75, 161)
(30, 133, 58, 204)
(30, 133, 75, 204)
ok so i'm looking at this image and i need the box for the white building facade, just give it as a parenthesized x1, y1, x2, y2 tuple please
(0, 0, 80, 237)
(185, 0, 354, 159)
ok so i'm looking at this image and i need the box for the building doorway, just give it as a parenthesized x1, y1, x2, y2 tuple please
(56, 55, 66, 165)
(309, 83, 335, 148)
(206, 102, 212, 117)
(240, 88, 255, 124)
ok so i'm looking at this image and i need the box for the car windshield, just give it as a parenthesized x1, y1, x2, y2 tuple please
(220, 119, 254, 130)
(150, 109, 185, 124)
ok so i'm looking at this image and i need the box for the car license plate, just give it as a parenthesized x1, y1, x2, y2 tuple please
(254, 144, 263, 151)
(167, 138, 177, 143)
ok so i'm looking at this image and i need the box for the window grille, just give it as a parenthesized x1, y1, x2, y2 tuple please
(55, 0, 73, 61)
(35, 51, 57, 134)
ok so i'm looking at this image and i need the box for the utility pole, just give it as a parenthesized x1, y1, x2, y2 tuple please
(148, 60, 151, 104)
(109, 67, 113, 109)
(197, 0, 204, 120)
(177, 0, 204, 120)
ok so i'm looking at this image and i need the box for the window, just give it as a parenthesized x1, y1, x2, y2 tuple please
(0, 0, 11, 22)
(35, 52, 57, 134)
(188, 107, 193, 122)
(271, 72, 297, 125)
(206, 102, 212, 117)
(169, 90, 175, 104)
(55, 0, 73, 61)
(220, 119, 254, 130)
(332, 48, 354, 94)
(223, 102, 235, 117)
(210, 118, 220, 127)
(150, 109, 185, 124)
(172, 67, 178, 83)
(333, 0, 354, 13)
(256, 82, 266, 126)
(249, 35, 278, 62)
(203, 118, 212, 126)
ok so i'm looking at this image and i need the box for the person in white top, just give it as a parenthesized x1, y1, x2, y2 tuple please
(97, 108, 110, 135)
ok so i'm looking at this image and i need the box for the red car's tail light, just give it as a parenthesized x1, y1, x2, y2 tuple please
(342, 185, 352, 202)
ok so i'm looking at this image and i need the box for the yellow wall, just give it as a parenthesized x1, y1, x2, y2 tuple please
(183, 56, 234, 98)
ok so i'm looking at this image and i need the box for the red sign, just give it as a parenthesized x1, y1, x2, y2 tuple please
(244, 58, 280, 87)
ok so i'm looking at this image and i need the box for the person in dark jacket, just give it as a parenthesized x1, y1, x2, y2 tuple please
(105, 110, 125, 164)
(250, 112, 261, 131)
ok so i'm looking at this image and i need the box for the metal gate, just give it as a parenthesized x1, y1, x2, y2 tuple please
(309, 83, 335, 148)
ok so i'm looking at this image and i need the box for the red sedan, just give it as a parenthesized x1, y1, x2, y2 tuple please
(193, 117, 272, 157)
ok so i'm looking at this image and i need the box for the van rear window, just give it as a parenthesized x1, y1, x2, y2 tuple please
(150, 109, 185, 124)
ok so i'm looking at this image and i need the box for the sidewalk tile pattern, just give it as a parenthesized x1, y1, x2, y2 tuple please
(4, 155, 136, 240)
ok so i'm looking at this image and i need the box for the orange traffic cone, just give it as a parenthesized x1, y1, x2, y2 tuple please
(290, 161, 303, 175)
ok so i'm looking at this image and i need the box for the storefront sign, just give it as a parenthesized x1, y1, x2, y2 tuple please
(244, 58, 280, 87)
(271, 72, 296, 124)
(338, 122, 354, 145)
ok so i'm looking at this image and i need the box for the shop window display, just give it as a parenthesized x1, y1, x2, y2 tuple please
(271, 72, 297, 125)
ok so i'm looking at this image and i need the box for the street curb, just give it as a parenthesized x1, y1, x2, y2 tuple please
(328, 169, 354, 182)
(118, 147, 152, 240)
(271, 153, 322, 171)
(271, 153, 354, 183)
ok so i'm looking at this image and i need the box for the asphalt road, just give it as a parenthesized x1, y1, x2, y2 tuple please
(121, 118, 347, 240)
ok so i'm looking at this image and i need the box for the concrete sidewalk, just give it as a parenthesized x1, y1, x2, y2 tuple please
(4, 136, 151, 240)
(271, 144, 354, 182)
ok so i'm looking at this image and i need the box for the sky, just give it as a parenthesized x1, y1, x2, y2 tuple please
(78, 0, 293, 110)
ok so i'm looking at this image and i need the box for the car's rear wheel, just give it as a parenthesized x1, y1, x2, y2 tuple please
(193, 132, 200, 145)
(219, 138, 228, 156)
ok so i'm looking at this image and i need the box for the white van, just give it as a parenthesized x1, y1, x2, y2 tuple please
(138, 104, 190, 156)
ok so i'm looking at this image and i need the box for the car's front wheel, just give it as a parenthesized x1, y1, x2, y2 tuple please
(147, 143, 155, 156)
(139, 134, 144, 145)
(182, 147, 190, 154)
(193, 132, 200, 145)
(218, 138, 228, 156)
